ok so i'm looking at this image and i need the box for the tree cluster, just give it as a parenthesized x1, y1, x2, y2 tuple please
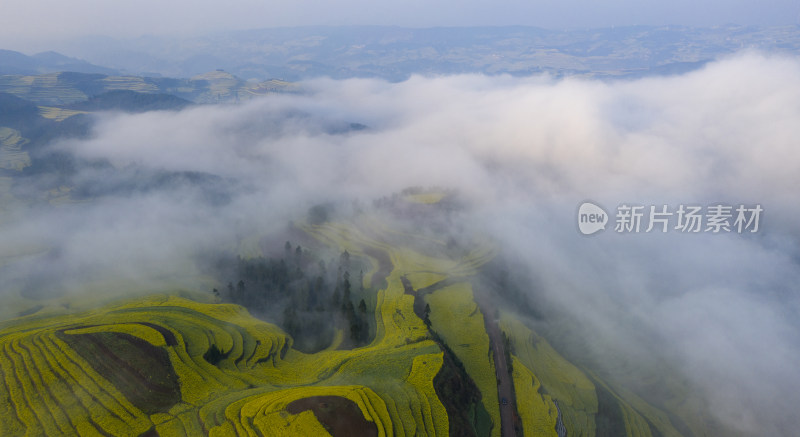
(212, 242, 372, 353)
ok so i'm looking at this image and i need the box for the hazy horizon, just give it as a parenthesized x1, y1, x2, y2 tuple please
(1, 0, 799, 53)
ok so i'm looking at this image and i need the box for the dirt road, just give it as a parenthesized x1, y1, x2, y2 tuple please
(474, 291, 518, 437)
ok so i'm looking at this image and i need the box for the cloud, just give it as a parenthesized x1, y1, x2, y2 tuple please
(4, 51, 800, 433)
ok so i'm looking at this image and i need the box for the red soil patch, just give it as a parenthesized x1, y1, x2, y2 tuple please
(286, 395, 377, 437)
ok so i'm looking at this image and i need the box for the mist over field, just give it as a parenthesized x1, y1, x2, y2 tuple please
(3, 51, 800, 434)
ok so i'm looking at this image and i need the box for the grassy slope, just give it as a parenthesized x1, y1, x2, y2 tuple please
(510, 356, 559, 437)
(500, 315, 687, 437)
(501, 316, 598, 436)
(425, 283, 501, 437)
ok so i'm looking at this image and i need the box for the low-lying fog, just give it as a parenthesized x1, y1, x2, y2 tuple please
(2, 51, 799, 434)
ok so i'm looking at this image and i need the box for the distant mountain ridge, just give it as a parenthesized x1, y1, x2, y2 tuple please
(48, 24, 800, 81)
(0, 70, 297, 106)
(5, 25, 800, 84)
(0, 49, 119, 75)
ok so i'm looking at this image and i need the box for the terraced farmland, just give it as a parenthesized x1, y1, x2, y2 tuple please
(0, 211, 496, 436)
(0, 71, 297, 107)
(0, 73, 88, 105)
(0, 204, 692, 436)
(38, 106, 87, 121)
(0, 127, 31, 171)
(0, 294, 417, 435)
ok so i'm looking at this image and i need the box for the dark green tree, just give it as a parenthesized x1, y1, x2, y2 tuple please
(423, 303, 432, 327)
(342, 277, 351, 304)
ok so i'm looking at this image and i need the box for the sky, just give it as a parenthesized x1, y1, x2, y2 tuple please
(1, 0, 799, 51)
(3, 52, 800, 434)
